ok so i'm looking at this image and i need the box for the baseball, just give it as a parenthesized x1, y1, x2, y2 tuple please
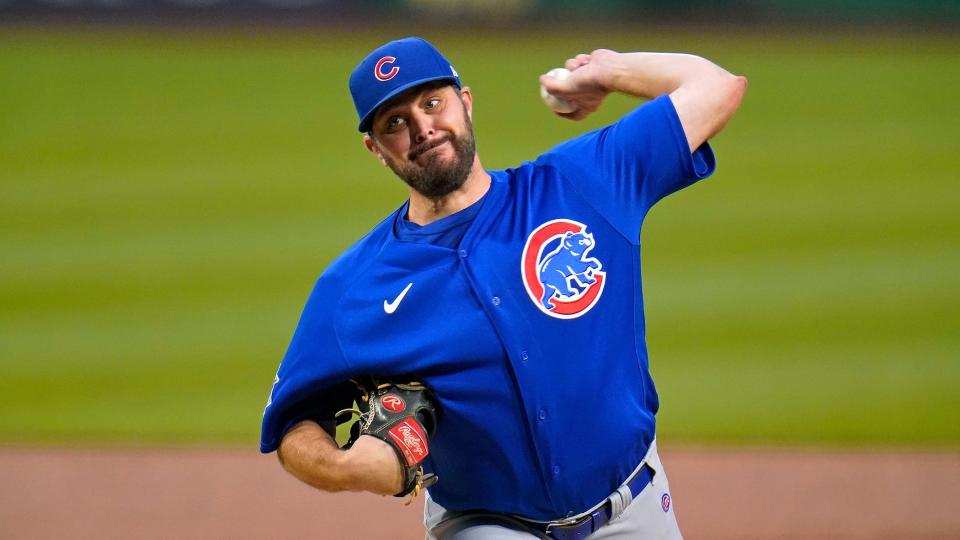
(540, 67, 577, 114)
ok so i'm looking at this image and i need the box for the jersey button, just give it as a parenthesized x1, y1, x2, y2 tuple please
(520, 350, 529, 362)
(552, 465, 561, 477)
(458, 249, 468, 258)
(491, 296, 501, 306)
(538, 409, 547, 421)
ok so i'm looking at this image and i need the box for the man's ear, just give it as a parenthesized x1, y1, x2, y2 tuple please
(460, 86, 474, 120)
(364, 134, 387, 167)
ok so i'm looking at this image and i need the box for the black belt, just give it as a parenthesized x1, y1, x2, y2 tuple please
(520, 463, 655, 540)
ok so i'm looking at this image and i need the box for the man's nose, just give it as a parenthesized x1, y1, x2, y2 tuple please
(409, 110, 436, 144)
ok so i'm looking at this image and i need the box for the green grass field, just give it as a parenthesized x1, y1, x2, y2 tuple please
(1, 26, 957, 447)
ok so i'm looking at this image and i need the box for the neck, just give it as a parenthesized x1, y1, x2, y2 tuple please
(406, 157, 490, 226)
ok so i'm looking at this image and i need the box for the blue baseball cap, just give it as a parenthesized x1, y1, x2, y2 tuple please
(349, 37, 462, 133)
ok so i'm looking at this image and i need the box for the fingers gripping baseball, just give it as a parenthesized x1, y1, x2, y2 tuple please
(540, 49, 616, 120)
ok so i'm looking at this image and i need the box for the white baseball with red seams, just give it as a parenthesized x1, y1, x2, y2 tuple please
(540, 67, 578, 114)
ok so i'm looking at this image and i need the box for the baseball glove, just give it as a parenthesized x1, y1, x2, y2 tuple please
(336, 377, 439, 503)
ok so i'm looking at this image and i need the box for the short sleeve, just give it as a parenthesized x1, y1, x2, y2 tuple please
(259, 276, 354, 453)
(541, 94, 716, 242)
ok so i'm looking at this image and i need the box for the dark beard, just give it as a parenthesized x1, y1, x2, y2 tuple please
(383, 116, 477, 200)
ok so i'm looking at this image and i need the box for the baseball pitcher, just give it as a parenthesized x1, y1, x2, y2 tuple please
(260, 37, 746, 539)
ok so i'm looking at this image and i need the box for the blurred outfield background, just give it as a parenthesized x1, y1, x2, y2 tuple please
(1, 1, 958, 450)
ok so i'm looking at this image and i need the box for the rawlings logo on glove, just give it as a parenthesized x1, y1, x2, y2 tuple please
(336, 378, 439, 503)
(388, 418, 429, 465)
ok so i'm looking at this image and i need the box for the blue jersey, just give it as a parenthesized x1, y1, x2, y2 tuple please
(260, 94, 715, 520)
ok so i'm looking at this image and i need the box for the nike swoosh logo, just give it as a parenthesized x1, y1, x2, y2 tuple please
(384, 282, 414, 315)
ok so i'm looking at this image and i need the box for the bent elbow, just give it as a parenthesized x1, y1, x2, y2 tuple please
(733, 75, 748, 103)
(708, 73, 747, 135)
(724, 74, 748, 116)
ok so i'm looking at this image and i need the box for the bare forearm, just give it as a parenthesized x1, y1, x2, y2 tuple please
(277, 420, 404, 495)
(277, 420, 352, 492)
(543, 49, 747, 150)
(599, 52, 728, 99)
(603, 52, 747, 151)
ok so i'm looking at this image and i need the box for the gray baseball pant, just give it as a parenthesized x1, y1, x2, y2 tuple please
(424, 439, 683, 540)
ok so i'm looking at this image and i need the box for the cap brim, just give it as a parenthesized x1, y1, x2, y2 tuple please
(358, 75, 460, 133)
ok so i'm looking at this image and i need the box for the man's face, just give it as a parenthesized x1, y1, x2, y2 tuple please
(365, 83, 477, 199)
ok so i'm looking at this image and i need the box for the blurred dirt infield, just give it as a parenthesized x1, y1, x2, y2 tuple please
(1, 446, 958, 539)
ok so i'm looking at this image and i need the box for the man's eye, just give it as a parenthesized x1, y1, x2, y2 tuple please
(386, 116, 405, 130)
(425, 98, 440, 109)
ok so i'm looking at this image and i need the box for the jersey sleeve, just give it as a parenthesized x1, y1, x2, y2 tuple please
(259, 275, 354, 453)
(541, 94, 716, 242)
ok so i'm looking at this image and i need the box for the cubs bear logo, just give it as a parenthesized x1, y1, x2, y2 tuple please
(520, 219, 606, 319)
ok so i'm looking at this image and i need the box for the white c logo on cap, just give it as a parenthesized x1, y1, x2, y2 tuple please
(374, 56, 399, 81)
